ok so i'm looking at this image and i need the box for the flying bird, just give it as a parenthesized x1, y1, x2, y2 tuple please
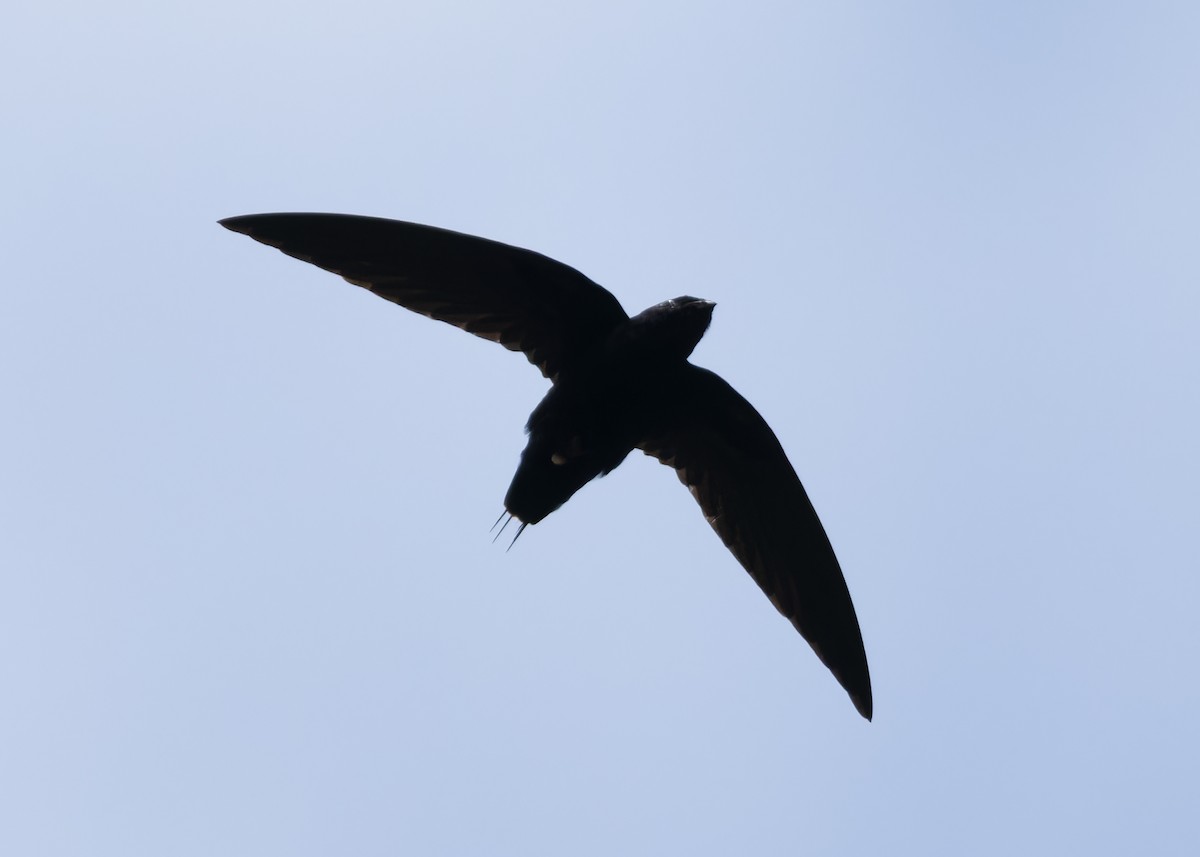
(221, 213, 873, 719)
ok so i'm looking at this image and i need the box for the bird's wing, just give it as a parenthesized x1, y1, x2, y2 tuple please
(640, 365, 872, 719)
(220, 213, 629, 382)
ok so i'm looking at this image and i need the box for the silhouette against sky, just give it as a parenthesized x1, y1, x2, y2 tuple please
(3, 2, 1198, 855)
(222, 212, 873, 718)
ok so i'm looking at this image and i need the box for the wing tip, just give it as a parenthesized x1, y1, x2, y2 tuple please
(838, 660, 873, 721)
(792, 617, 873, 721)
(218, 215, 254, 236)
(853, 689, 873, 721)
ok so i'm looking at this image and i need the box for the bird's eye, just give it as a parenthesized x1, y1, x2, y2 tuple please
(551, 435, 586, 465)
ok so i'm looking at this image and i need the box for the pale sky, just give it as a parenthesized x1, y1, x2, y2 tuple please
(3, 2, 1198, 854)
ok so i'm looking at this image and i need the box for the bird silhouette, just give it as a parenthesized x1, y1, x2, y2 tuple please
(220, 213, 872, 719)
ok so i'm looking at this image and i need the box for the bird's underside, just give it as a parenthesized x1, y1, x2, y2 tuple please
(221, 212, 873, 720)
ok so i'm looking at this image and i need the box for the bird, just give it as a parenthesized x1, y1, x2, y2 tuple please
(220, 212, 873, 720)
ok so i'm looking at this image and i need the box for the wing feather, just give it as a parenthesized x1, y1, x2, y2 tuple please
(220, 213, 629, 381)
(641, 366, 872, 719)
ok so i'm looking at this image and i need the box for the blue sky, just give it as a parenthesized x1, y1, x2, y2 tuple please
(3, 2, 1198, 854)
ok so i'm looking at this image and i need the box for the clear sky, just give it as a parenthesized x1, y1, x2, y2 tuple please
(3, 1, 1197, 854)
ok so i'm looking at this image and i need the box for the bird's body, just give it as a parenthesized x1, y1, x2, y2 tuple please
(506, 296, 715, 526)
(221, 213, 873, 719)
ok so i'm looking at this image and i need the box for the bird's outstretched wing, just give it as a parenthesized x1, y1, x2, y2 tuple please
(220, 213, 629, 382)
(640, 365, 872, 719)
